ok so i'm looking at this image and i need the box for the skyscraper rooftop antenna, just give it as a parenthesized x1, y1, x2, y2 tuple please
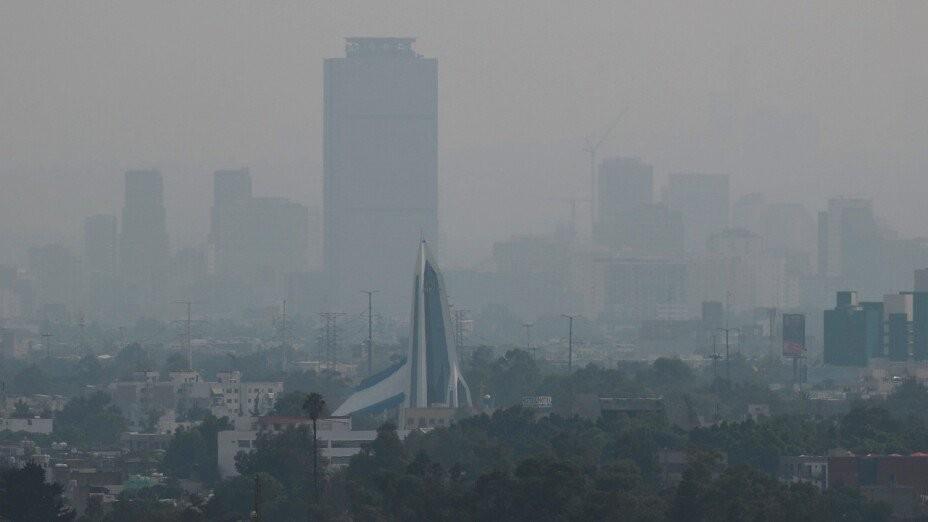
(583, 107, 628, 238)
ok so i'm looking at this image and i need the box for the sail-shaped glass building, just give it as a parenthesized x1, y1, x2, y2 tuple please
(333, 241, 472, 416)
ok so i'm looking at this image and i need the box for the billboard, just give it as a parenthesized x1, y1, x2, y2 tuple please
(783, 313, 806, 357)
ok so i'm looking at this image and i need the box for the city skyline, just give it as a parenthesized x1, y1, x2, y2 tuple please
(2, 2, 927, 270)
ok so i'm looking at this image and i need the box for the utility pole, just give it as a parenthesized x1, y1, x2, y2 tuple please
(766, 307, 777, 358)
(708, 333, 722, 421)
(252, 474, 262, 522)
(717, 327, 740, 386)
(279, 299, 290, 371)
(41, 332, 53, 360)
(562, 314, 576, 372)
(78, 312, 86, 356)
(522, 323, 535, 360)
(362, 291, 377, 376)
(175, 301, 192, 370)
(708, 333, 722, 382)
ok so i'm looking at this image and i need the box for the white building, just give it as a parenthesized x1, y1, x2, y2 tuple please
(209, 371, 282, 426)
(0, 417, 53, 434)
(217, 416, 401, 478)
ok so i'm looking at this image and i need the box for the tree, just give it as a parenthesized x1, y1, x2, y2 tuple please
(12, 364, 50, 395)
(12, 399, 32, 418)
(54, 391, 127, 448)
(270, 390, 307, 417)
(162, 414, 232, 483)
(163, 351, 188, 373)
(77, 494, 104, 522)
(302, 392, 327, 501)
(0, 463, 75, 521)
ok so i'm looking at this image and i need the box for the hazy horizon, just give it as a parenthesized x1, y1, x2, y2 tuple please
(2, 1, 926, 268)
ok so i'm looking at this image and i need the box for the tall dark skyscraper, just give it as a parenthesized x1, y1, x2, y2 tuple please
(120, 170, 169, 316)
(324, 37, 438, 314)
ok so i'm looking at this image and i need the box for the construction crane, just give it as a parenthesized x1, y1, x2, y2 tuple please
(582, 107, 629, 237)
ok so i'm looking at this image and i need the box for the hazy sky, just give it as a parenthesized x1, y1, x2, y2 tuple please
(1, 1, 926, 267)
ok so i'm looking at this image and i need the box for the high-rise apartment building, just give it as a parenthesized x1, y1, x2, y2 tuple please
(120, 170, 169, 316)
(324, 37, 438, 314)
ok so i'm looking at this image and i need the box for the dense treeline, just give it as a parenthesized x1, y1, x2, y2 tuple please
(15, 349, 928, 520)
(191, 406, 891, 521)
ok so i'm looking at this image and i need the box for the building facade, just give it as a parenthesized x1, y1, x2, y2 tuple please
(120, 170, 170, 317)
(324, 37, 438, 315)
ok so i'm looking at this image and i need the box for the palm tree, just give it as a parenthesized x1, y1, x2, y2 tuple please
(302, 392, 327, 501)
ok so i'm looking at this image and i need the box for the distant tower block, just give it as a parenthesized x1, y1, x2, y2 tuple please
(915, 268, 928, 292)
(323, 37, 438, 316)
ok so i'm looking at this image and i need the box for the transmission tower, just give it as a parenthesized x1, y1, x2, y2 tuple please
(318, 312, 345, 370)
(78, 312, 86, 356)
(453, 308, 469, 353)
(362, 291, 377, 376)
(522, 323, 535, 360)
(277, 299, 292, 371)
(41, 332, 53, 360)
(175, 300, 193, 370)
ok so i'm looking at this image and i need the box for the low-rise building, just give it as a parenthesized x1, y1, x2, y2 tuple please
(217, 415, 399, 478)
(778, 455, 828, 491)
(0, 417, 53, 434)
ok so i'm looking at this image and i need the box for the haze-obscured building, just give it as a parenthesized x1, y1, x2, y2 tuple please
(120, 170, 170, 318)
(324, 37, 438, 316)
(689, 228, 797, 314)
(211, 168, 253, 278)
(83, 214, 119, 321)
(603, 257, 688, 325)
(209, 169, 309, 308)
(596, 157, 683, 257)
(664, 173, 729, 256)
(28, 243, 80, 320)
